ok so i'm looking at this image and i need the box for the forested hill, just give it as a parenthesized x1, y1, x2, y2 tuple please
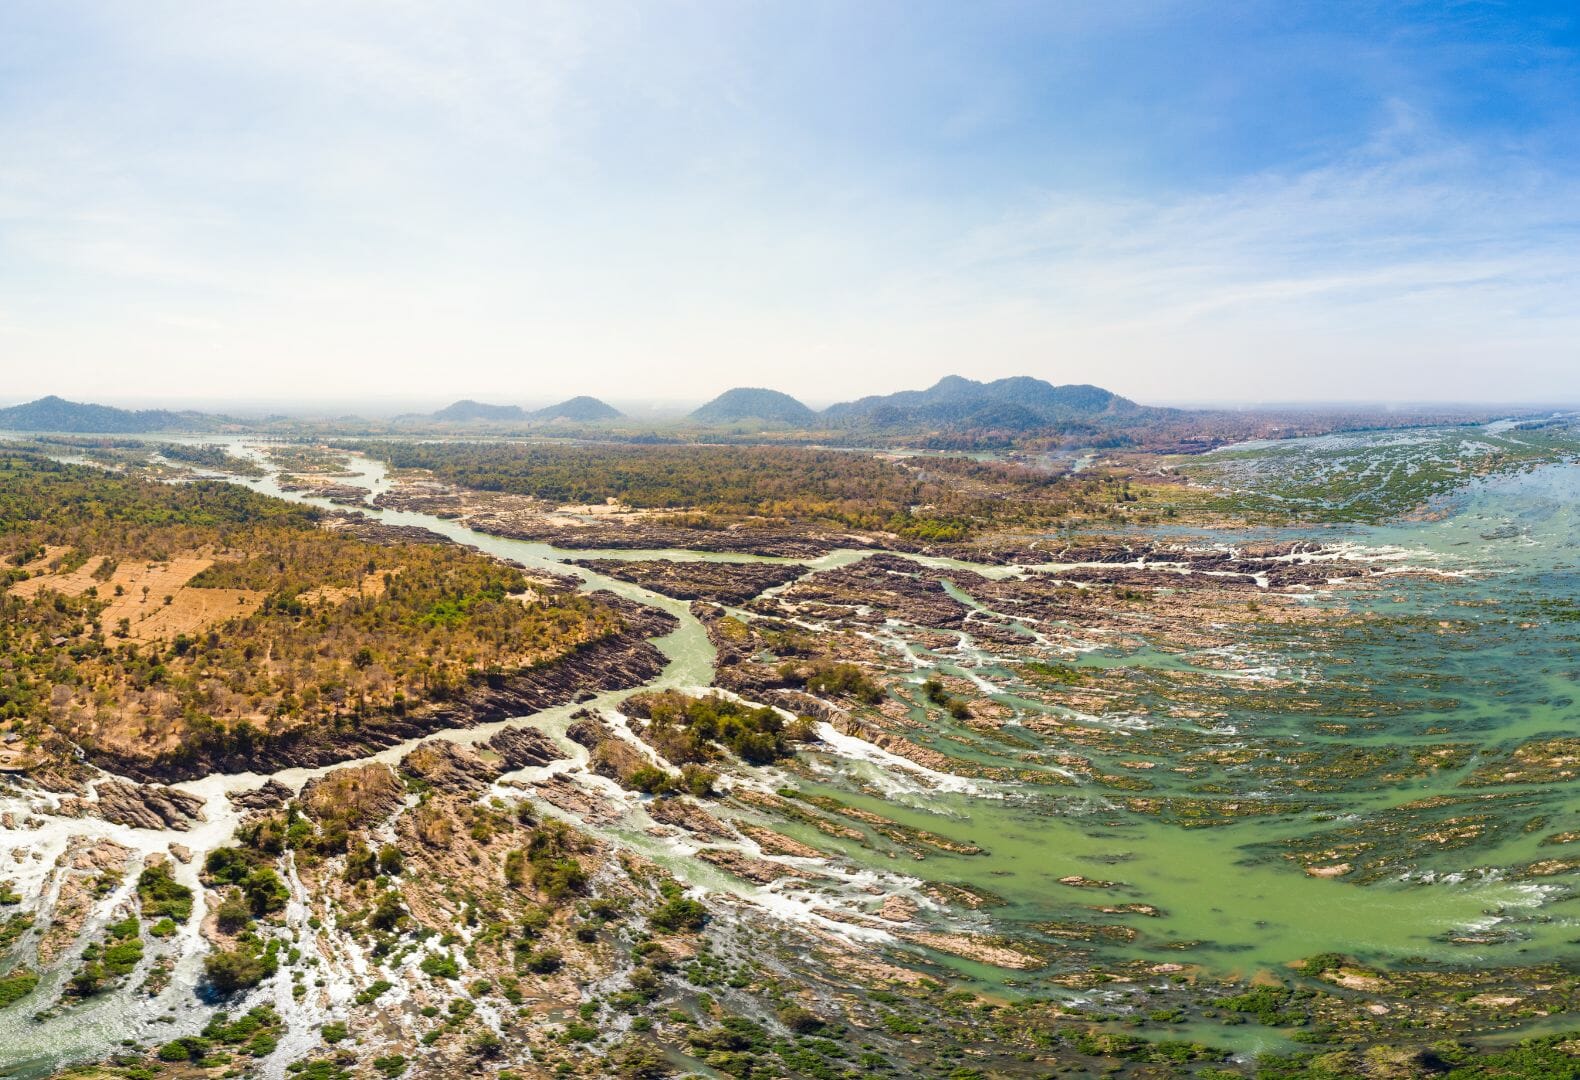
(821, 375, 1156, 432)
(429, 400, 528, 422)
(0, 396, 219, 433)
(0, 450, 627, 778)
(689, 387, 816, 424)
(531, 396, 623, 422)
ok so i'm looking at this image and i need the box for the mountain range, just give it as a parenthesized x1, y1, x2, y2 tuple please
(821, 375, 1150, 431)
(1, 376, 1162, 441)
(683, 376, 1158, 432)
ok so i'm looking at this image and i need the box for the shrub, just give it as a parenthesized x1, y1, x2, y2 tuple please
(204, 944, 276, 994)
(420, 952, 460, 980)
(650, 897, 706, 933)
(0, 968, 38, 1008)
(523, 948, 562, 974)
(136, 863, 194, 921)
(157, 1036, 213, 1062)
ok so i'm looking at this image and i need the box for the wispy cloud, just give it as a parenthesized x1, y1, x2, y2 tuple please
(0, 3, 1575, 405)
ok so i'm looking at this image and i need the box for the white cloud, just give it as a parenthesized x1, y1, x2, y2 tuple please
(0, 4, 1576, 407)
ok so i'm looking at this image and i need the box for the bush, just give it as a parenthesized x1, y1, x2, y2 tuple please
(420, 952, 460, 980)
(626, 766, 676, 795)
(204, 944, 276, 994)
(355, 979, 394, 1005)
(204, 846, 256, 886)
(216, 891, 253, 933)
(525, 822, 588, 898)
(243, 867, 289, 917)
(368, 892, 405, 932)
(343, 845, 377, 884)
(611, 1039, 673, 1079)
(136, 863, 194, 921)
(631, 691, 801, 766)
(157, 1036, 213, 1062)
(524, 948, 562, 974)
(650, 896, 707, 933)
(0, 968, 39, 1007)
(680, 764, 717, 796)
(776, 1004, 824, 1033)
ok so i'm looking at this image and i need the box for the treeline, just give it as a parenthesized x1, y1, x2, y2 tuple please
(154, 442, 265, 476)
(0, 451, 315, 549)
(334, 440, 1118, 540)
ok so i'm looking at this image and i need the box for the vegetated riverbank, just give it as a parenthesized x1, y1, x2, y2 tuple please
(82, 603, 674, 784)
(0, 450, 676, 788)
(5, 431, 1580, 1079)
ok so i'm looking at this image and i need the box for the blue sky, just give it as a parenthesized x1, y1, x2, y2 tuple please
(1, 1, 1576, 407)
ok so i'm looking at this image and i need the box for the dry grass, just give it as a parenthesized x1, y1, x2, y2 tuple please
(297, 567, 396, 606)
(8, 551, 263, 643)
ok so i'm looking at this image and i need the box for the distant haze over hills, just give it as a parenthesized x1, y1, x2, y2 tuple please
(532, 396, 623, 422)
(685, 376, 1155, 432)
(429, 399, 529, 423)
(0, 379, 1530, 451)
(427, 397, 625, 423)
(0, 395, 219, 433)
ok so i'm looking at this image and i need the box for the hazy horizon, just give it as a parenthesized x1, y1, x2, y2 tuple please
(5, 384, 1579, 421)
(3, 3, 1577, 404)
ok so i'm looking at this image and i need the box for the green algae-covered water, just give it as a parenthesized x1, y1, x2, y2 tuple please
(791, 445, 1580, 987)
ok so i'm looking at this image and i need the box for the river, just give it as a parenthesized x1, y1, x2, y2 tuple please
(3, 432, 1580, 1072)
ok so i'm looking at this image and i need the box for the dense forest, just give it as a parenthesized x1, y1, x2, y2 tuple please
(0, 452, 623, 772)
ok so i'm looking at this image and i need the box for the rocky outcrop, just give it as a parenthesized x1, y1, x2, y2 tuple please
(57, 780, 207, 831)
(37, 838, 134, 965)
(696, 847, 813, 884)
(649, 796, 734, 839)
(588, 738, 652, 788)
(569, 559, 805, 604)
(565, 710, 615, 749)
(401, 740, 499, 794)
(322, 511, 458, 547)
(527, 774, 623, 825)
(299, 764, 405, 826)
(772, 553, 972, 629)
(228, 779, 293, 811)
(486, 726, 564, 770)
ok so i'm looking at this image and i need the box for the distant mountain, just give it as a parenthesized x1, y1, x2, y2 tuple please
(823, 376, 1147, 431)
(430, 400, 528, 423)
(0, 395, 215, 433)
(691, 387, 816, 425)
(530, 396, 623, 422)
